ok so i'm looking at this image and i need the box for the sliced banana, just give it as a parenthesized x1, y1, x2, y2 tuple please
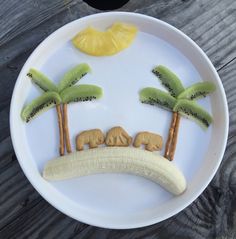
(43, 147, 186, 195)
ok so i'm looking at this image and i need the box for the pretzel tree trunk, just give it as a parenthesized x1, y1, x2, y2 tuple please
(164, 112, 177, 159)
(56, 105, 64, 156)
(169, 113, 180, 161)
(164, 112, 180, 161)
(63, 103, 72, 153)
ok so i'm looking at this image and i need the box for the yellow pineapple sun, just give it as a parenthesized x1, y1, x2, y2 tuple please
(72, 22, 138, 56)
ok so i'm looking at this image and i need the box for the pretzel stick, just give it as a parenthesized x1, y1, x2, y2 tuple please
(56, 105, 64, 156)
(169, 113, 181, 161)
(63, 103, 72, 153)
(164, 112, 177, 159)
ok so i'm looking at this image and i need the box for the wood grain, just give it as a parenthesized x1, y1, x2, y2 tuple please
(0, 0, 235, 238)
(136, 0, 236, 69)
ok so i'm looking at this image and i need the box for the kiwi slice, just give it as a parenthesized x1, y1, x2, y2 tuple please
(140, 87, 177, 111)
(21, 92, 61, 122)
(152, 65, 185, 97)
(173, 99, 212, 128)
(178, 81, 216, 100)
(27, 68, 58, 92)
(61, 84, 103, 103)
(58, 64, 91, 92)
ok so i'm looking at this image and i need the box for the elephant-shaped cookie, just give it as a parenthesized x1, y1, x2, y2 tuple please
(105, 126, 132, 146)
(76, 129, 105, 151)
(133, 131, 163, 152)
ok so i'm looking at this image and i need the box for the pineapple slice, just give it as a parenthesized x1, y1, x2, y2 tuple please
(72, 22, 138, 56)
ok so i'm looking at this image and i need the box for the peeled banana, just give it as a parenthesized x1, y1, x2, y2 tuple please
(43, 147, 186, 195)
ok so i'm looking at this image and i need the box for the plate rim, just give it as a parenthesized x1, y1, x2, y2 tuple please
(10, 11, 229, 229)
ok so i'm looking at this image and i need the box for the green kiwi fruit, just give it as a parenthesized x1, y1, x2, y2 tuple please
(58, 64, 91, 92)
(178, 81, 216, 100)
(27, 68, 58, 92)
(61, 84, 103, 104)
(173, 99, 212, 128)
(152, 65, 185, 97)
(140, 87, 177, 110)
(21, 92, 61, 122)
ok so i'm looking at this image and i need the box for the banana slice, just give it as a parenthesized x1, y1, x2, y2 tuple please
(43, 147, 186, 195)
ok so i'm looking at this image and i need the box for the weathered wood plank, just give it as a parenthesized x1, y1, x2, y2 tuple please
(0, 0, 98, 67)
(0, 154, 40, 227)
(136, 0, 236, 69)
(0, 107, 10, 143)
(0, 0, 81, 46)
(0, 49, 34, 107)
(0, 137, 13, 159)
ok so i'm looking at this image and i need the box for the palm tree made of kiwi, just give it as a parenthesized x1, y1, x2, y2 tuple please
(139, 65, 215, 161)
(21, 64, 103, 156)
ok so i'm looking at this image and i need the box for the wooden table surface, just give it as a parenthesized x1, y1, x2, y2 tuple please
(1, 0, 236, 238)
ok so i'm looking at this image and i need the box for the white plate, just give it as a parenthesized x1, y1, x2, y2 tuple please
(10, 12, 228, 229)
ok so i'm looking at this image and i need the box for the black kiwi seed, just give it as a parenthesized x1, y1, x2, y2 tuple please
(149, 97, 172, 108)
(26, 100, 55, 122)
(142, 97, 171, 108)
(69, 73, 88, 87)
(152, 70, 177, 97)
(190, 91, 206, 100)
(179, 106, 209, 127)
(65, 94, 98, 103)
(141, 100, 154, 106)
(26, 72, 49, 92)
(152, 69, 162, 78)
(162, 83, 175, 97)
(72, 96, 97, 102)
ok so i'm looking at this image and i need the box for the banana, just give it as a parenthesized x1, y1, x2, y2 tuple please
(43, 147, 186, 195)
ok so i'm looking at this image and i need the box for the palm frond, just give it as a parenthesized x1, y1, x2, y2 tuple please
(152, 65, 185, 97)
(58, 64, 91, 92)
(173, 99, 212, 129)
(177, 81, 216, 100)
(60, 84, 103, 104)
(27, 68, 58, 92)
(21, 92, 61, 122)
(140, 87, 177, 111)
